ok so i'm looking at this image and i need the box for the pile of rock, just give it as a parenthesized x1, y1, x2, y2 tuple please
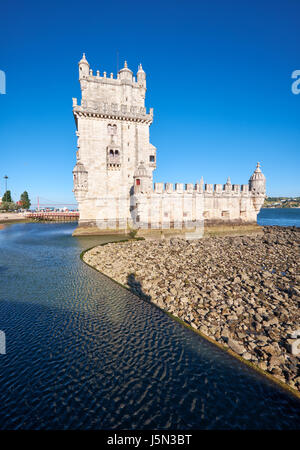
(83, 226, 300, 392)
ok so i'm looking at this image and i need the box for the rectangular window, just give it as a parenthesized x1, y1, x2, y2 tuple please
(149, 155, 155, 162)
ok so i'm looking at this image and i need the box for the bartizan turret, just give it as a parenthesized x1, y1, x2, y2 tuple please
(133, 162, 152, 194)
(78, 53, 89, 80)
(137, 63, 146, 88)
(118, 60, 133, 83)
(72, 161, 88, 202)
(249, 162, 266, 194)
(249, 162, 266, 212)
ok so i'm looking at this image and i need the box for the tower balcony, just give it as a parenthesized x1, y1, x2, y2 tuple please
(73, 101, 153, 124)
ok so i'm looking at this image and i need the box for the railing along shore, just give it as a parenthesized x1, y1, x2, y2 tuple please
(25, 211, 79, 222)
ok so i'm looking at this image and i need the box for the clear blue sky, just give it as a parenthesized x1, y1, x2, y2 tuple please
(1, 0, 299, 205)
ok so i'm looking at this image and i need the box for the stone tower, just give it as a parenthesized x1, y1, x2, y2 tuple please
(73, 54, 266, 236)
(73, 54, 156, 229)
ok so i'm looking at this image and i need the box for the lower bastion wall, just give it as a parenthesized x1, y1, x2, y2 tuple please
(74, 179, 265, 236)
(132, 181, 264, 232)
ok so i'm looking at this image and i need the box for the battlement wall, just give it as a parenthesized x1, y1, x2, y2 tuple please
(73, 98, 153, 123)
(79, 70, 143, 88)
(150, 182, 257, 195)
(77, 59, 147, 115)
(132, 182, 265, 231)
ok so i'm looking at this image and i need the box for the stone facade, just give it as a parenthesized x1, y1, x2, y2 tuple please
(73, 54, 266, 235)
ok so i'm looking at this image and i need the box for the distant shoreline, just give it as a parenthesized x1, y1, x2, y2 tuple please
(263, 206, 300, 209)
(263, 198, 300, 209)
(0, 212, 29, 224)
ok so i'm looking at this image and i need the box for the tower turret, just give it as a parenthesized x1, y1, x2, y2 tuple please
(118, 60, 133, 82)
(78, 53, 90, 80)
(224, 176, 232, 192)
(249, 162, 266, 195)
(133, 162, 152, 193)
(249, 162, 266, 214)
(73, 161, 88, 202)
(137, 63, 146, 88)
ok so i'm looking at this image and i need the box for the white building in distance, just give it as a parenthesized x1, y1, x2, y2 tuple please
(73, 54, 266, 236)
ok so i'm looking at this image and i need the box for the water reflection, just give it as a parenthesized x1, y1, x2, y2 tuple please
(0, 223, 299, 429)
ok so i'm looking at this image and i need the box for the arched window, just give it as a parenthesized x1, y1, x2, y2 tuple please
(107, 147, 121, 170)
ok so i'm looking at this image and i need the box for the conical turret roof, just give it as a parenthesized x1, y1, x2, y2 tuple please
(118, 60, 133, 74)
(134, 161, 149, 178)
(73, 161, 87, 173)
(249, 162, 266, 181)
(79, 53, 89, 66)
(137, 63, 145, 73)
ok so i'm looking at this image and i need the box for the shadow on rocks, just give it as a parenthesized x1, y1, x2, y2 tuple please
(127, 273, 151, 302)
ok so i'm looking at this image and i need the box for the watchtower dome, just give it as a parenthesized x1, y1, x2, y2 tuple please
(134, 161, 152, 193)
(249, 162, 266, 195)
(118, 61, 133, 82)
(137, 64, 146, 88)
(78, 53, 89, 79)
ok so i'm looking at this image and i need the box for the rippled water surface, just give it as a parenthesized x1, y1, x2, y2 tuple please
(258, 208, 300, 227)
(0, 222, 299, 429)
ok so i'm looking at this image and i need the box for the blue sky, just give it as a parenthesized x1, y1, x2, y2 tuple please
(0, 0, 299, 206)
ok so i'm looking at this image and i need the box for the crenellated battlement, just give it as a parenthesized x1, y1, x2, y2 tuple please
(146, 180, 263, 196)
(78, 54, 145, 84)
(79, 69, 144, 88)
(74, 56, 151, 124)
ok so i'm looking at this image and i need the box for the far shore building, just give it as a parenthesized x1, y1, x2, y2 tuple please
(72, 54, 266, 237)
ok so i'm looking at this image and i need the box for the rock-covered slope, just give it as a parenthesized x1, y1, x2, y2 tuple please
(83, 227, 300, 392)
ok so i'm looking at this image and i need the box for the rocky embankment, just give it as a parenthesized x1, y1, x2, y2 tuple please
(83, 227, 300, 392)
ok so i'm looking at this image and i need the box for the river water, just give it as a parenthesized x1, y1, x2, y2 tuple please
(0, 222, 299, 429)
(258, 208, 300, 227)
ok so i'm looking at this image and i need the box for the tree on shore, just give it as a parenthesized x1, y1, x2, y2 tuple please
(20, 191, 31, 209)
(2, 190, 12, 203)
